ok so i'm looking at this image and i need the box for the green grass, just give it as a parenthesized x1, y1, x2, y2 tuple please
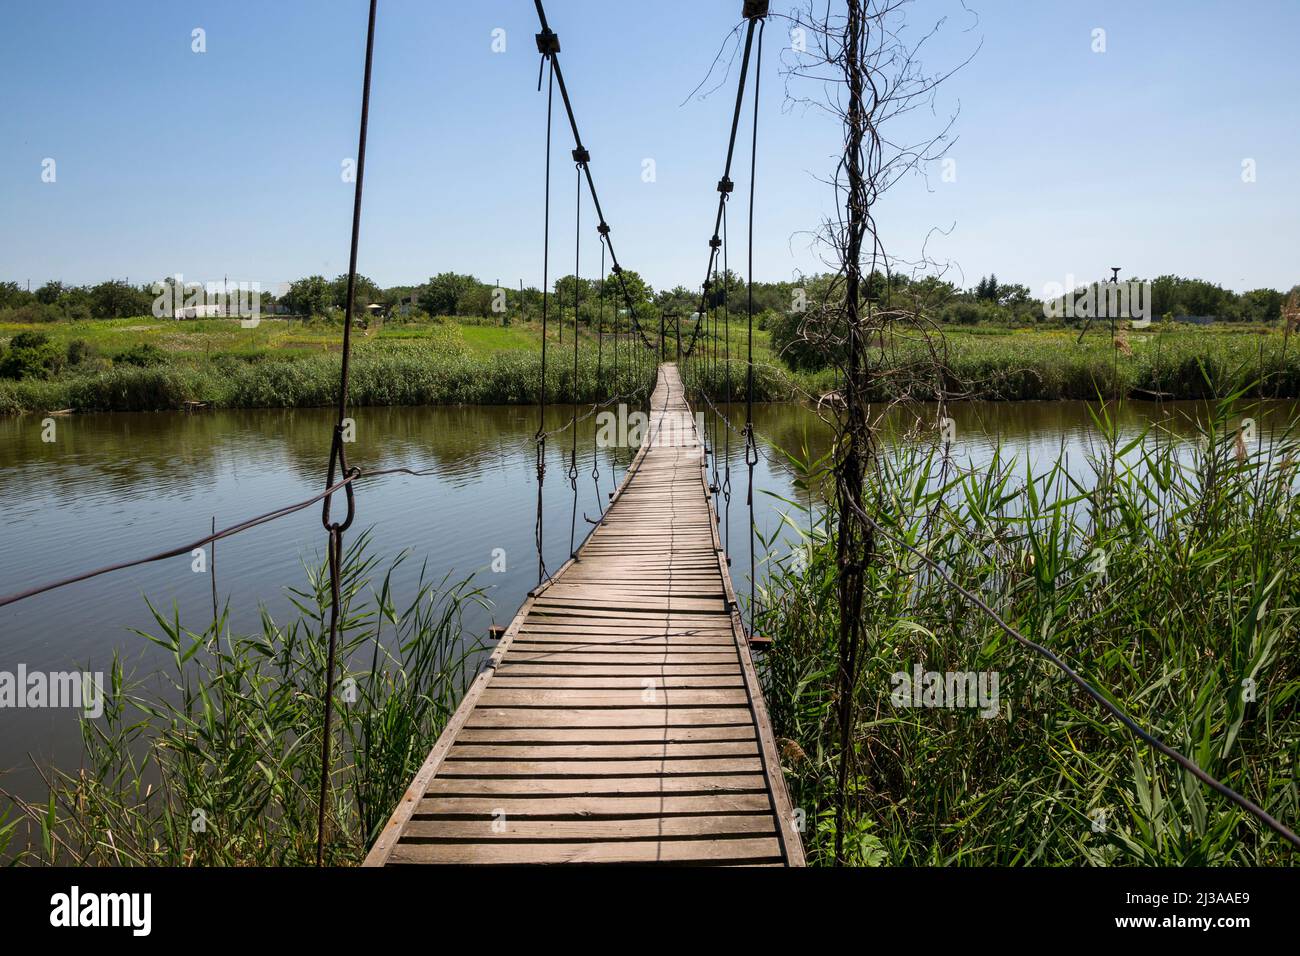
(755, 395, 1300, 865)
(1, 533, 487, 866)
(0, 336, 657, 414)
(2, 315, 1297, 413)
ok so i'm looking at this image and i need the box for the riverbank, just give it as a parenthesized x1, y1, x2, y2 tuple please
(2, 387, 1296, 864)
(1, 316, 1297, 413)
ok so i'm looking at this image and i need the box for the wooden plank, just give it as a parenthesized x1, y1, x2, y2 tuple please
(387, 837, 784, 865)
(436, 757, 764, 776)
(465, 707, 755, 728)
(499, 653, 739, 666)
(454, 725, 758, 743)
(447, 741, 759, 759)
(415, 793, 772, 817)
(487, 675, 745, 689)
(494, 663, 741, 677)
(366, 363, 804, 867)
(423, 773, 769, 796)
(477, 688, 751, 708)
(399, 815, 775, 841)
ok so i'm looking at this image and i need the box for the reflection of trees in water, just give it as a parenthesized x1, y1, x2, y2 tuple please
(700, 399, 1300, 498)
(0, 403, 648, 508)
(2, 399, 1295, 510)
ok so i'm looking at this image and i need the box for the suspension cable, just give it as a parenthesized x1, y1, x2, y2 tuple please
(535, 54, 555, 586)
(722, 200, 733, 556)
(314, 0, 376, 868)
(594, 239, 607, 510)
(743, 16, 764, 635)
(569, 163, 582, 557)
(681, 10, 763, 359)
(533, 0, 654, 352)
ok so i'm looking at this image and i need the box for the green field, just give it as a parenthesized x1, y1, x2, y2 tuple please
(1, 315, 1297, 413)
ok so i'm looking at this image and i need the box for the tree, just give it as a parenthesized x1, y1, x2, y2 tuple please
(0, 330, 63, 379)
(330, 273, 382, 312)
(998, 282, 1031, 306)
(703, 269, 745, 310)
(602, 268, 653, 309)
(655, 284, 697, 315)
(974, 273, 1000, 301)
(419, 272, 477, 316)
(0, 281, 33, 310)
(1236, 288, 1284, 324)
(459, 281, 494, 318)
(89, 280, 151, 319)
(285, 275, 331, 317)
(35, 281, 65, 305)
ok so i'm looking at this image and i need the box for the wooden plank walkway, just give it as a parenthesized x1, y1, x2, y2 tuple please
(364, 363, 804, 866)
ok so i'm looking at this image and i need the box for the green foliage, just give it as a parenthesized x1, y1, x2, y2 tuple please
(34, 281, 64, 306)
(284, 275, 332, 317)
(329, 273, 382, 311)
(0, 281, 33, 310)
(759, 402, 1300, 865)
(65, 338, 93, 366)
(0, 330, 64, 380)
(0, 334, 658, 412)
(113, 342, 167, 367)
(419, 272, 479, 317)
(766, 307, 840, 372)
(1, 535, 488, 865)
(88, 280, 152, 319)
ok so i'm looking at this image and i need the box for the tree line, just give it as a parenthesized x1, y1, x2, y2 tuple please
(2, 270, 1294, 328)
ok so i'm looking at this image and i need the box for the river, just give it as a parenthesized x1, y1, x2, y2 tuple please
(1, 397, 1295, 799)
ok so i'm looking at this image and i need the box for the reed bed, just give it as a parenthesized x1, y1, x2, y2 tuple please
(0, 344, 655, 414)
(1, 533, 488, 866)
(757, 395, 1300, 865)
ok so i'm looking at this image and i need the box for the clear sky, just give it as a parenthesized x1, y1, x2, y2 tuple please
(2, 0, 1297, 299)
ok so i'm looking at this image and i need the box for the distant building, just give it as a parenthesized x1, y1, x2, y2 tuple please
(398, 294, 419, 316)
(173, 303, 226, 320)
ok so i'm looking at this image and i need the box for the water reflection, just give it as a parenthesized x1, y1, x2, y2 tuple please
(0, 396, 1295, 796)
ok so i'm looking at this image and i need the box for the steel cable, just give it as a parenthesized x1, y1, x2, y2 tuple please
(314, 0, 376, 867)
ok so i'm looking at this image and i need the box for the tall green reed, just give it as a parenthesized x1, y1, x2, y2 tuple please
(2, 531, 487, 866)
(757, 396, 1299, 865)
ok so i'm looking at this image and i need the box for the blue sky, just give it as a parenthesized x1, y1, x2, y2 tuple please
(2, 0, 1297, 298)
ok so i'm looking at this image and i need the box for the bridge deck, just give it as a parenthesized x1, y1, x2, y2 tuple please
(364, 363, 803, 866)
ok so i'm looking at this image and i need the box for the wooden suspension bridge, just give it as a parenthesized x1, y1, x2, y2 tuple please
(364, 364, 804, 866)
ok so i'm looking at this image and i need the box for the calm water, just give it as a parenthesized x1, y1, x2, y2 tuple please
(1, 397, 1295, 797)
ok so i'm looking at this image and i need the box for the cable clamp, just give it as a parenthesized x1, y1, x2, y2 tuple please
(597, 221, 610, 236)
(535, 29, 560, 55)
(717, 176, 734, 194)
(321, 425, 358, 533)
(572, 146, 590, 164)
(742, 1, 770, 18)
(709, 235, 722, 249)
